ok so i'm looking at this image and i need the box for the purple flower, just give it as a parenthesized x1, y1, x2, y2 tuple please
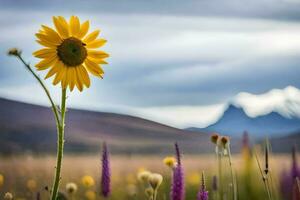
(280, 146, 300, 200)
(197, 171, 209, 200)
(101, 142, 111, 198)
(171, 143, 185, 200)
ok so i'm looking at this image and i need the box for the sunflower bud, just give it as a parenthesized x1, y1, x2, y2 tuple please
(148, 173, 163, 191)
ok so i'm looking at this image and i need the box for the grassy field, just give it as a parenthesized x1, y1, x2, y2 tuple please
(0, 152, 296, 200)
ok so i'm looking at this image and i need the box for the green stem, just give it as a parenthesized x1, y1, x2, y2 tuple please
(51, 88, 67, 200)
(16, 55, 61, 128)
(153, 190, 157, 200)
(227, 144, 237, 200)
(15, 54, 67, 200)
(254, 149, 272, 200)
(218, 147, 223, 200)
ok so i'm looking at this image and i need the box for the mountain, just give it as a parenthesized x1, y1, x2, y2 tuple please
(188, 104, 300, 138)
(0, 97, 213, 155)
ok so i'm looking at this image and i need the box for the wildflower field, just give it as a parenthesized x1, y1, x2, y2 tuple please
(0, 142, 298, 200)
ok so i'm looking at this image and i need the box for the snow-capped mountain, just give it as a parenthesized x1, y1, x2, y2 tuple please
(188, 86, 300, 137)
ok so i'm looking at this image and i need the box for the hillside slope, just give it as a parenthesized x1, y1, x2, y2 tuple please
(0, 98, 211, 154)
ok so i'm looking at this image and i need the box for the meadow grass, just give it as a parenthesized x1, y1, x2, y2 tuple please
(0, 153, 295, 200)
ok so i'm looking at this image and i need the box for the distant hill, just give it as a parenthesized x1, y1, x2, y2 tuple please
(187, 104, 300, 138)
(270, 131, 300, 152)
(0, 98, 213, 155)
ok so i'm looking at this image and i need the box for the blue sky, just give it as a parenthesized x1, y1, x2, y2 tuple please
(1, 0, 300, 128)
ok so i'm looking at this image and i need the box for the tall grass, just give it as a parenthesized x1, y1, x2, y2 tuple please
(0, 136, 298, 200)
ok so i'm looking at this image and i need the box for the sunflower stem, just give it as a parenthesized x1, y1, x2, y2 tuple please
(16, 54, 61, 128)
(14, 54, 66, 200)
(51, 88, 67, 200)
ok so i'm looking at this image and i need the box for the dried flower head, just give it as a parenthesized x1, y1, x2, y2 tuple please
(211, 133, 219, 144)
(7, 48, 21, 56)
(66, 182, 78, 194)
(220, 136, 229, 148)
(148, 173, 163, 190)
(163, 156, 177, 169)
(4, 192, 13, 200)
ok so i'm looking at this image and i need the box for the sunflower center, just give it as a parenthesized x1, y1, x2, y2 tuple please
(57, 37, 87, 67)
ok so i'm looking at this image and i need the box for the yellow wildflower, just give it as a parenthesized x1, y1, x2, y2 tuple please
(81, 175, 95, 187)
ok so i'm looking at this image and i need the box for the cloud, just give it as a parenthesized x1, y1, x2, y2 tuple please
(1, 2, 300, 128)
(2, 0, 300, 21)
(130, 104, 226, 128)
(233, 86, 300, 117)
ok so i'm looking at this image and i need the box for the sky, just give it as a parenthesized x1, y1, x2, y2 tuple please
(0, 0, 300, 128)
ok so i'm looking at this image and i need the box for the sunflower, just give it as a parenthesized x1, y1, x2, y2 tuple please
(33, 16, 109, 91)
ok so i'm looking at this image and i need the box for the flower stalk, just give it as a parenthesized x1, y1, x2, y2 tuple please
(13, 53, 60, 127)
(51, 88, 67, 200)
(9, 50, 67, 200)
(225, 139, 237, 200)
(254, 148, 272, 200)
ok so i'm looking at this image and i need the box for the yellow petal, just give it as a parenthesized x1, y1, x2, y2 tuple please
(87, 56, 108, 64)
(78, 20, 89, 39)
(75, 67, 83, 91)
(35, 57, 57, 70)
(84, 59, 104, 77)
(86, 39, 107, 48)
(36, 40, 56, 48)
(68, 67, 76, 91)
(70, 16, 80, 36)
(45, 62, 61, 79)
(79, 65, 90, 87)
(83, 30, 100, 43)
(61, 67, 69, 89)
(88, 50, 109, 59)
(53, 16, 69, 38)
(35, 33, 60, 45)
(41, 25, 62, 43)
(53, 65, 67, 85)
(33, 48, 56, 58)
